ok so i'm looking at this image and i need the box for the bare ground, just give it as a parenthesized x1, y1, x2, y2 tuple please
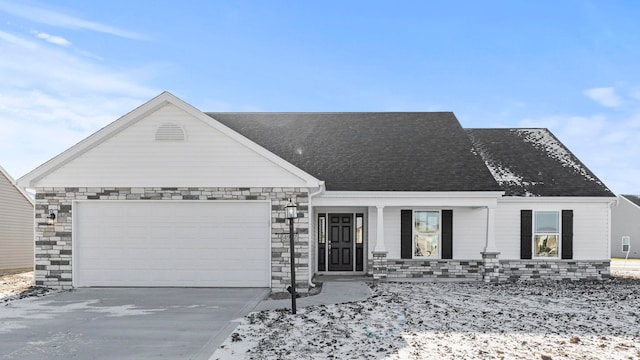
(0, 271, 53, 304)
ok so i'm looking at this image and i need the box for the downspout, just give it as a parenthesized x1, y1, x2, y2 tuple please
(307, 181, 326, 288)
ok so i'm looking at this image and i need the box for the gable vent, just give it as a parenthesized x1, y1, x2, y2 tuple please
(155, 123, 186, 141)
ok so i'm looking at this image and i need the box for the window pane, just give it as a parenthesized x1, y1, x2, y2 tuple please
(356, 215, 363, 244)
(535, 212, 559, 233)
(415, 211, 439, 233)
(534, 235, 558, 257)
(414, 234, 438, 257)
(318, 216, 326, 244)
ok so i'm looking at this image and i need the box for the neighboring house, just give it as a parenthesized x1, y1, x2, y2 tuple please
(0, 165, 34, 271)
(17, 92, 616, 291)
(611, 195, 640, 259)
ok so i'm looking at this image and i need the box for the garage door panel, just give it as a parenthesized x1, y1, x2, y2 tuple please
(75, 201, 271, 287)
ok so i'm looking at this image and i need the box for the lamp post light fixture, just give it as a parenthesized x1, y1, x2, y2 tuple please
(285, 199, 298, 314)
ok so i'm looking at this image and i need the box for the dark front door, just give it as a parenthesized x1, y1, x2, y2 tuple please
(328, 214, 353, 271)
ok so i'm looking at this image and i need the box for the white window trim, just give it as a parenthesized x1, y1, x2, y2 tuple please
(412, 209, 442, 259)
(622, 236, 630, 252)
(532, 210, 561, 259)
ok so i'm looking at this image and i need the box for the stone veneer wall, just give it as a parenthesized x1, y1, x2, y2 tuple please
(499, 260, 611, 281)
(34, 187, 309, 291)
(384, 259, 484, 280)
(368, 259, 610, 282)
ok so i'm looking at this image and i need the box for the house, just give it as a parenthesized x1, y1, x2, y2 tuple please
(0, 165, 34, 271)
(17, 92, 616, 291)
(611, 195, 640, 259)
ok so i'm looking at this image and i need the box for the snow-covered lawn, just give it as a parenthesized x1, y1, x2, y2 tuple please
(214, 279, 640, 359)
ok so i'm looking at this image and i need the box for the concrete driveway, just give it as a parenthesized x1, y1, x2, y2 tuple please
(0, 287, 268, 360)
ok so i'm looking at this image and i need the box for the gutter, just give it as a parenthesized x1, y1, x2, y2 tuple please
(307, 181, 326, 287)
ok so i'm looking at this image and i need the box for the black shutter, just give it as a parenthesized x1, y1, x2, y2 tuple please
(561, 210, 573, 259)
(400, 210, 413, 259)
(441, 210, 453, 259)
(520, 210, 532, 259)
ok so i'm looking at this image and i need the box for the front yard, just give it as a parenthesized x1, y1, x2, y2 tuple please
(214, 277, 640, 359)
(2, 264, 640, 359)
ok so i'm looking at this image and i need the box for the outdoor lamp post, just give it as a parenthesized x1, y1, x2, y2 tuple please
(285, 199, 298, 314)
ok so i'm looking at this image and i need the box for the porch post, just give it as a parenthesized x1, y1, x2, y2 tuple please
(483, 205, 497, 253)
(374, 205, 386, 252)
(372, 205, 388, 280)
(481, 205, 501, 283)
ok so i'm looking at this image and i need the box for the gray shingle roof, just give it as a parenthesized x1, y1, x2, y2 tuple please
(465, 128, 614, 197)
(207, 112, 502, 192)
(621, 195, 640, 207)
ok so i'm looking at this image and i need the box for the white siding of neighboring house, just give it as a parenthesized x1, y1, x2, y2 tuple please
(611, 197, 640, 258)
(36, 104, 309, 188)
(495, 200, 611, 260)
(379, 206, 487, 260)
(0, 170, 34, 270)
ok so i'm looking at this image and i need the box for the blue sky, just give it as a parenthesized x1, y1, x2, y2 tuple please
(0, 0, 638, 194)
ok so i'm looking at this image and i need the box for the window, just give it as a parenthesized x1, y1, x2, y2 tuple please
(413, 211, 440, 258)
(622, 236, 630, 252)
(318, 215, 326, 244)
(317, 214, 327, 271)
(533, 211, 559, 257)
(356, 214, 363, 244)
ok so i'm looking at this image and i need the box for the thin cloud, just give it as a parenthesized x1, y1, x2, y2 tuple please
(0, 28, 159, 180)
(0, 29, 37, 50)
(0, 31, 157, 97)
(0, 1, 146, 40)
(31, 30, 71, 46)
(583, 87, 622, 108)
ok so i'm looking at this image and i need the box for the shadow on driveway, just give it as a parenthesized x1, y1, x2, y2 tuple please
(0, 287, 268, 360)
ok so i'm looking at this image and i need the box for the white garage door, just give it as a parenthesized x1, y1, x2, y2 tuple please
(74, 201, 271, 287)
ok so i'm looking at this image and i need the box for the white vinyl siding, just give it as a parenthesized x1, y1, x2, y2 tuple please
(495, 200, 610, 260)
(39, 104, 308, 188)
(0, 171, 34, 270)
(611, 196, 640, 258)
(74, 201, 271, 287)
(379, 206, 486, 260)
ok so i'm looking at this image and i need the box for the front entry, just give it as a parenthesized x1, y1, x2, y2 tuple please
(318, 212, 364, 272)
(328, 214, 353, 271)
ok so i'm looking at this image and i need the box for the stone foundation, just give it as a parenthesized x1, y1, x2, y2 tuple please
(368, 258, 610, 282)
(481, 251, 501, 283)
(35, 187, 309, 291)
(385, 259, 483, 280)
(500, 259, 611, 281)
(371, 251, 388, 280)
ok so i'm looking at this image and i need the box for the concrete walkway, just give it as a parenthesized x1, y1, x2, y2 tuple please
(253, 279, 372, 311)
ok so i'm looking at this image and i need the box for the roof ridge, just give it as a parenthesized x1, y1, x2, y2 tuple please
(206, 111, 455, 115)
(464, 127, 548, 130)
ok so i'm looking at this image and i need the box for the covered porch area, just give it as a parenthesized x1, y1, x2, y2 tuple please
(309, 191, 504, 283)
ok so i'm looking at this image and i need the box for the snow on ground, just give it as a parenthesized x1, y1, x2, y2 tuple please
(214, 279, 640, 360)
(0, 271, 54, 304)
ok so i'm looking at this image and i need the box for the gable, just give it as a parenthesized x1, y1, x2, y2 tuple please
(0, 166, 33, 207)
(466, 128, 614, 197)
(209, 112, 502, 192)
(19, 93, 320, 188)
(621, 195, 640, 209)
